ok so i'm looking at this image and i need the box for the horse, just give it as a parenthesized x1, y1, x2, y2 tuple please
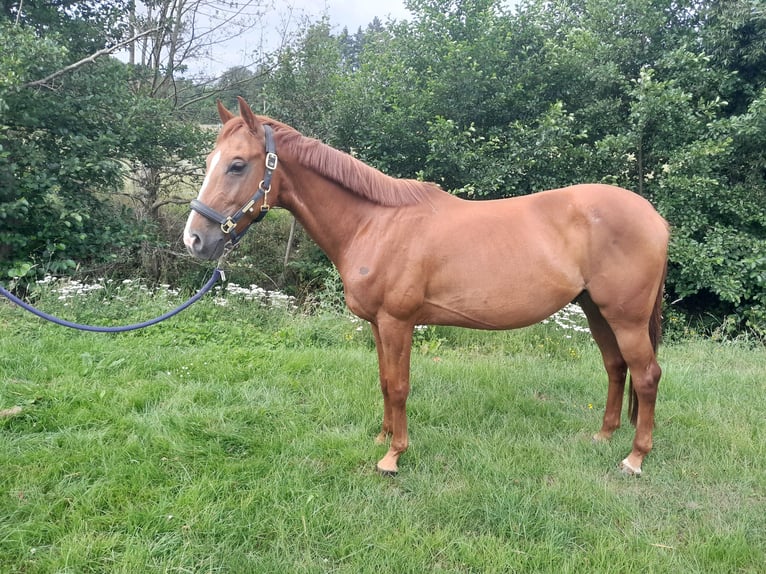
(183, 97, 669, 477)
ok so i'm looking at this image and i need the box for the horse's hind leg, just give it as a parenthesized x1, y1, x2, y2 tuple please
(610, 325, 662, 475)
(578, 293, 628, 442)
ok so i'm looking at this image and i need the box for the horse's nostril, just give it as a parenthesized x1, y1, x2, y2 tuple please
(183, 231, 200, 251)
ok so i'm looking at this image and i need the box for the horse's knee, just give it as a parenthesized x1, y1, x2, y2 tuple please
(387, 383, 410, 405)
(633, 361, 662, 398)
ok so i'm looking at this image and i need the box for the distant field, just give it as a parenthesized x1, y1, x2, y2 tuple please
(1, 278, 764, 573)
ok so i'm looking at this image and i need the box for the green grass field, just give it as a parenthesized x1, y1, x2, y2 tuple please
(1, 278, 764, 573)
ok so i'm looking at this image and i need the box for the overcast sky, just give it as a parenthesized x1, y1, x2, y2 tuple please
(305, 0, 412, 31)
(192, 0, 413, 76)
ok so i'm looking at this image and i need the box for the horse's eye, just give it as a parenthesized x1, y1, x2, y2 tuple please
(228, 161, 246, 175)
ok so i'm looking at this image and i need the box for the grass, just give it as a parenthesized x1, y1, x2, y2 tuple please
(1, 278, 765, 573)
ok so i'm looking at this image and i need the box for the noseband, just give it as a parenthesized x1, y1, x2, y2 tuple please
(190, 125, 278, 245)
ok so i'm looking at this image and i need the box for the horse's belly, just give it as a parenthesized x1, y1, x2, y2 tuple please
(418, 245, 583, 330)
(421, 285, 579, 330)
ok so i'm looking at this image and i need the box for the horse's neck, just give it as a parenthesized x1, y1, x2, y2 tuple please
(277, 167, 382, 268)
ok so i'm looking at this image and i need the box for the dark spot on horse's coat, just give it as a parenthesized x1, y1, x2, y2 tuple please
(359, 267, 369, 276)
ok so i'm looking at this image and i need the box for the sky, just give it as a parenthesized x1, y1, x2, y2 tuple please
(305, 0, 412, 32)
(192, 0, 413, 76)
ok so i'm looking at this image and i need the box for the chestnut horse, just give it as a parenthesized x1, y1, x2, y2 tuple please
(184, 98, 669, 476)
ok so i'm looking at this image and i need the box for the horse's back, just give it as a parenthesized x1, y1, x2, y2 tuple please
(478, 183, 669, 267)
(422, 184, 667, 327)
(437, 183, 667, 260)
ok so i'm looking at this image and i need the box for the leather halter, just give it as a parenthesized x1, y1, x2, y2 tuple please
(190, 124, 278, 245)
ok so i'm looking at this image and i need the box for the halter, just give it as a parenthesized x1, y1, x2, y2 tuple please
(190, 124, 278, 245)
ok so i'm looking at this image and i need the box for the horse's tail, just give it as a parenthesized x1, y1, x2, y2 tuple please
(628, 260, 667, 426)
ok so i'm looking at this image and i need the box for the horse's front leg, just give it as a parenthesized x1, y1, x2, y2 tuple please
(370, 318, 414, 475)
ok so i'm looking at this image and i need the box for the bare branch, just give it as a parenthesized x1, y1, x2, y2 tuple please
(152, 197, 195, 210)
(177, 62, 276, 110)
(22, 28, 160, 89)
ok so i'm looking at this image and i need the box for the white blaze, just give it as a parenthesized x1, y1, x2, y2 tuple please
(183, 150, 221, 247)
(198, 150, 221, 197)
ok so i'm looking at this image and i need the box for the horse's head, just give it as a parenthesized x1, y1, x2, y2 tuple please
(183, 97, 279, 260)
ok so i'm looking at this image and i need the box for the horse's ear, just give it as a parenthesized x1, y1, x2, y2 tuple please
(217, 100, 234, 124)
(237, 96, 264, 137)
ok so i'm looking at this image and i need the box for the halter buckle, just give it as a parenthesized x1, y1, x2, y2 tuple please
(221, 218, 237, 234)
(265, 152, 278, 171)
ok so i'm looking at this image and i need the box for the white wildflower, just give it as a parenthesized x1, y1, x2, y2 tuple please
(542, 304, 590, 334)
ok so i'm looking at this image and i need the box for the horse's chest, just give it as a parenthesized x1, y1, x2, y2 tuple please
(341, 263, 424, 322)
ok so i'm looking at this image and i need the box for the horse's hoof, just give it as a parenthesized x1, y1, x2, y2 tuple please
(592, 430, 614, 443)
(619, 457, 643, 477)
(376, 450, 400, 476)
(376, 463, 398, 477)
(375, 458, 399, 478)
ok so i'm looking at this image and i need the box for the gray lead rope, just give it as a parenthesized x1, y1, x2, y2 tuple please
(0, 267, 224, 333)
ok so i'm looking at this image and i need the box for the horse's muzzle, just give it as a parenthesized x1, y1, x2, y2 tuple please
(184, 229, 227, 261)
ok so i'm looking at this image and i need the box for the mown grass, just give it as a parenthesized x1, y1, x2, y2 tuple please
(1, 279, 764, 573)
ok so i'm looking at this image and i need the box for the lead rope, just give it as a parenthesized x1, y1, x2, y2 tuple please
(0, 262, 229, 333)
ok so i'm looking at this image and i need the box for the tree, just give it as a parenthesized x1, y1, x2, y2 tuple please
(0, 0, 213, 281)
(127, 0, 270, 94)
(504, 0, 765, 333)
(282, 0, 766, 333)
(0, 23, 150, 279)
(1, 0, 132, 56)
(265, 18, 346, 140)
(701, 0, 766, 114)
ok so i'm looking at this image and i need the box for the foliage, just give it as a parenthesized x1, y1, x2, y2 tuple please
(264, 18, 347, 141)
(0, 24, 149, 280)
(1, 0, 131, 57)
(0, 13, 213, 281)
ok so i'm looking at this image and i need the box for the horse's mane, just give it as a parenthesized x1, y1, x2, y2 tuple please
(222, 117, 442, 207)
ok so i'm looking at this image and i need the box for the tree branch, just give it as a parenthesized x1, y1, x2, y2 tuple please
(22, 28, 160, 89)
(152, 196, 195, 210)
(177, 62, 276, 110)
